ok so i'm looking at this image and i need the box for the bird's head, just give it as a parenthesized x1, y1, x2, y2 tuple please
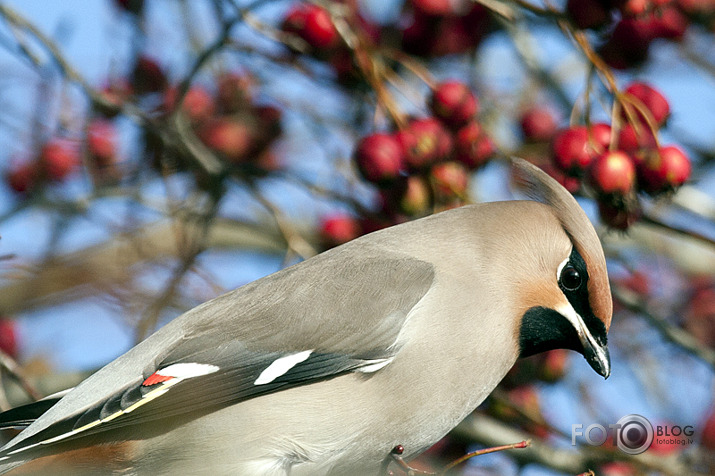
(510, 159, 612, 379)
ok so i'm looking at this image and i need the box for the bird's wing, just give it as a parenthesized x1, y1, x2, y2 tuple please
(0, 241, 434, 459)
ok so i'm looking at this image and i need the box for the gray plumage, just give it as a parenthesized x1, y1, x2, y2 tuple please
(0, 159, 612, 475)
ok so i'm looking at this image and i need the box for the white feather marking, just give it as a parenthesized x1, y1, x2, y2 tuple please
(23, 381, 182, 451)
(156, 363, 220, 379)
(254, 350, 314, 385)
(4, 370, 195, 456)
(355, 358, 393, 373)
(122, 384, 175, 414)
(40, 429, 81, 445)
(555, 302, 586, 336)
(8, 442, 41, 455)
(556, 303, 609, 365)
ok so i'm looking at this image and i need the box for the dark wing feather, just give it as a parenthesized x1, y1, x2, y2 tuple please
(1, 348, 391, 454)
(0, 399, 62, 430)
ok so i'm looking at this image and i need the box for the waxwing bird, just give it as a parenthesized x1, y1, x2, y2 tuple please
(0, 159, 612, 475)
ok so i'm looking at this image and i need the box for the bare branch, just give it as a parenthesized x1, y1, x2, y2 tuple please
(452, 413, 696, 475)
(0, 217, 305, 316)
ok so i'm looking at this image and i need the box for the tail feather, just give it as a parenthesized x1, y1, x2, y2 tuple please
(0, 399, 62, 431)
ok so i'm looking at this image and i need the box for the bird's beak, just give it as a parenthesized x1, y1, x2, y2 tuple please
(556, 304, 611, 379)
(580, 333, 610, 379)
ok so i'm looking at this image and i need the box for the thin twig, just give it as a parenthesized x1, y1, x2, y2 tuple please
(439, 440, 530, 474)
(510, 0, 559, 17)
(640, 212, 715, 249)
(249, 185, 317, 262)
(0, 349, 42, 402)
(613, 287, 715, 368)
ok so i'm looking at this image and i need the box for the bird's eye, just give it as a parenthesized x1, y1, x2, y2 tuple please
(560, 265, 582, 291)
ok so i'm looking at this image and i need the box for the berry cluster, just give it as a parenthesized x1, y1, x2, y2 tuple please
(279, 1, 492, 85)
(320, 80, 495, 247)
(134, 58, 283, 175)
(5, 58, 284, 196)
(281, 2, 381, 84)
(546, 81, 691, 229)
(6, 139, 81, 194)
(566, 0, 713, 69)
(402, 0, 491, 57)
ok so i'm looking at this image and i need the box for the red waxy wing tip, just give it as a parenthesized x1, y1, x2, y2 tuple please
(142, 373, 174, 387)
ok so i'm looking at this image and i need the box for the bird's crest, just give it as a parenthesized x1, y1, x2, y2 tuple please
(510, 158, 612, 328)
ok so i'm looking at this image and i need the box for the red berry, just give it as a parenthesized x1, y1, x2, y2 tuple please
(303, 5, 339, 50)
(410, 0, 454, 16)
(382, 175, 432, 217)
(282, 5, 339, 52)
(87, 120, 118, 166)
(508, 385, 541, 415)
(599, 18, 654, 69)
(650, 6, 689, 40)
(638, 145, 691, 194)
(538, 349, 570, 383)
(354, 133, 404, 185)
(131, 56, 167, 95)
(430, 161, 469, 198)
(401, 6, 489, 58)
(551, 126, 594, 175)
(543, 163, 582, 193)
(520, 107, 558, 142)
(164, 86, 215, 124)
(589, 150, 637, 195)
(397, 118, 453, 170)
(678, 0, 714, 16)
(617, 123, 656, 153)
(6, 161, 38, 193)
(620, 0, 651, 16)
(649, 422, 684, 454)
(589, 123, 612, 152)
(599, 462, 637, 476)
(429, 81, 479, 128)
(199, 118, 257, 163)
(282, 6, 308, 37)
(567, 0, 611, 30)
(40, 139, 79, 181)
(454, 121, 494, 169)
(399, 176, 431, 216)
(0, 319, 17, 358)
(622, 81, 670, 127)
(702, 409, 715, 450)
(659, 145, 691, 186)
(319, 213, 361, 247)
(618, 270, 651, 296)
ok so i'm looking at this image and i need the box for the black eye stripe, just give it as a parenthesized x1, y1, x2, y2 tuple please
(560, 265, 582, 291)
(559, 248, 607, 347)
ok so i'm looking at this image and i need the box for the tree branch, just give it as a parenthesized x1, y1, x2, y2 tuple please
(0, 216, 309, 316)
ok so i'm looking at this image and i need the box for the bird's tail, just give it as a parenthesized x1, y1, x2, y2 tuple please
(0, 392, 68, 474)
